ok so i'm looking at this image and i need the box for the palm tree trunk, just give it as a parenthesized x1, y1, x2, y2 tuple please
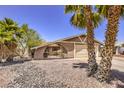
(0, 44, 2, 62)
(95, 5, 121, 82)
(1, 44, 3, 62)
(84, 5, 98, 76)
(1, 43, 5, 62)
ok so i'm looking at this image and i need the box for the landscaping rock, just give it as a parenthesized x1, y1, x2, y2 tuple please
(0, 59, 124, 88)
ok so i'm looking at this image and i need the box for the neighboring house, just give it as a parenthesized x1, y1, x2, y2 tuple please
(114, 42, 124, 55)
(31, 34, 103, 60)
(119, 47, 124, 54)
(115, 45, 124, 55)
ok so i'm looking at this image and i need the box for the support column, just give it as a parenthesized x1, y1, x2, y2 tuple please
(96, 45, 99, 58)
(116, 46, 120, 55)
(74, 42, 76, 59)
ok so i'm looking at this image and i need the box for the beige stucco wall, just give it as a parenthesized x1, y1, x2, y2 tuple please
(75, 44, 88, 58)
(61, 43, 74, 58)
(33, 43, 75, 59)
(64, 36, 101, 58)
(74, 43, 100, 58)
(33, 46, 47, 60)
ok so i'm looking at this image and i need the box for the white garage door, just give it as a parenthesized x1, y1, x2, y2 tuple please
(75, 44, 88, 58)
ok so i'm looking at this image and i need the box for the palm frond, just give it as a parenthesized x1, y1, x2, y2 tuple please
(92, 12, 103, 28)
(70, 13, 86, 29)
(120, 5, 124, 19)
(95, 5, 110, 18)
(64, 5, 83, 14)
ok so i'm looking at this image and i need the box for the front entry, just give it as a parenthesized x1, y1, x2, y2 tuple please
(43, 44, 67, 59)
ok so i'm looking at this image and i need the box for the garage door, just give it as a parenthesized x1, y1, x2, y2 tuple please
(75, 44, 88, 58)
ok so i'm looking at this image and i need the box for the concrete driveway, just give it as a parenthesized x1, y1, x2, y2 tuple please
(112, 59, 124, 72)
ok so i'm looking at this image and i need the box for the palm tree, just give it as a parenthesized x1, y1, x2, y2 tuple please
(16, 24, 29, 57)
(0, 18, 18, 62)
(27, 29, 45, 48)
(0, 18, 45, 62)
(65, 5, 102, 76)
(95, 5, 122, 82)
(16, 24, 45, 58)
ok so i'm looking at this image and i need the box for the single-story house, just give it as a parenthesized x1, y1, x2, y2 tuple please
(31, 34, 103, 60)
(115, 42, 124, 55)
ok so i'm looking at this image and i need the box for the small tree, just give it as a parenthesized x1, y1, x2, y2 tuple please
(15, 24, 45, 58)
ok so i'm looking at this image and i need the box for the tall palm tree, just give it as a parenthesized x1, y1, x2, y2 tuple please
(65, 5, 102, 76)
(0, 18, 18, 62)
(95, 5, 122, 82)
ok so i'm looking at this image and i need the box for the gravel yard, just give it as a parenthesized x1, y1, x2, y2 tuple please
(0, 58, 124, 88)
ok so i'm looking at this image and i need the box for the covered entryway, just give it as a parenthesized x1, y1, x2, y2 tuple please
(43, 44, 67, 59)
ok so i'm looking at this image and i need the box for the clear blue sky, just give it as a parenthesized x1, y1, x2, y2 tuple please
(0, 5, 124, 42)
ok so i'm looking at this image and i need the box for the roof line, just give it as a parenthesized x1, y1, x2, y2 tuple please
(52, 34, 87, 43)
(31, 34, 103, 49)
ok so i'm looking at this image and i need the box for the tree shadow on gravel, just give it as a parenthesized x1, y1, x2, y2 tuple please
(72, 63, 124, 88)
(0, 61, 25, 67)
(110, 69, 124, 88)
(42, 58, 69, 60)
(116, 84, 124, 88)
(72, 63, 88, 68)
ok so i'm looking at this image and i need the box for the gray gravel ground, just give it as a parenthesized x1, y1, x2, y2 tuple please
(0, 58, 124, 88)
